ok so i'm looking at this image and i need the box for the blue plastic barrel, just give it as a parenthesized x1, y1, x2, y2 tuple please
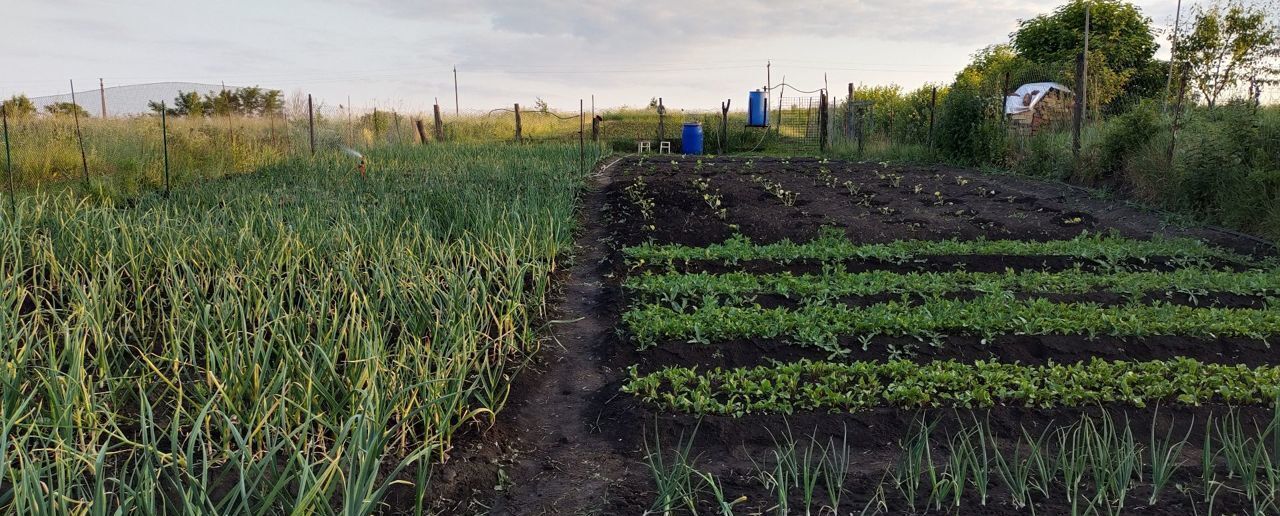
(681, 122, 704, 155)
(748, 90, 768, 126)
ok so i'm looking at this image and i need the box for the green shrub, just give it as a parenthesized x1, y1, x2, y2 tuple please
(1177, 104, 1262, 224)
(936, 77, 1006, 165)
(1098, 101, 1165, 177)
(1009, 129, 1075, 180)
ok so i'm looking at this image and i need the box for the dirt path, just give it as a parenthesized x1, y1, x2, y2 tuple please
(488, 158, 641, 515)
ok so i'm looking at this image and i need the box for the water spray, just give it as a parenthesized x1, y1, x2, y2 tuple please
(338, 145, 367, 177)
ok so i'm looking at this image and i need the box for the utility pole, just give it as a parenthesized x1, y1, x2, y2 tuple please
(1072, 3, 1091, 160)
(453, 66, 460, 115)
(98, 78, 107, 118)
(1164, 0, 1183, 112)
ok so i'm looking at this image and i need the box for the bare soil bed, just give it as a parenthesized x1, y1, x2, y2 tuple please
(478, 156, 1279, 515)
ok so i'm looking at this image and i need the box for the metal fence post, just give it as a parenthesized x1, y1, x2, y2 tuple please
(2, 106, 13, 217)
(308, 94, 315, 155)
(161, 102, 171, 197)
(70, 80, 90, 187)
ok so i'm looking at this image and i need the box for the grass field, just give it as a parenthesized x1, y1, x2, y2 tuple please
(0, 143, 585, 513)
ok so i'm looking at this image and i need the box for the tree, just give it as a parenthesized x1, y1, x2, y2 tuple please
(237, 86, 264, 115)
(44, 102, 90, 118)
(179, 86, 281, 116)
(261, 90, 283, 116)
(957, 44, 1059, 95)
(174, 91, 206, 117)
(534, 97, 549, 113)
(1012, 0, 1158, 108)
(204, 89, 240, 117)
(937, 72, 1007, 165)
(1013, 0, 1158, 71)
(146, 100, 177, 116)
(1175, 1, 1279, 108)
(1, 95, 37, 119)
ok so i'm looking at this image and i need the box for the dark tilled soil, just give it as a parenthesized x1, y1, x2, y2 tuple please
(446, 156, 1278, 515)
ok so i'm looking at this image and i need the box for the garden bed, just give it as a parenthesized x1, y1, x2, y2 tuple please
(496, 155, 1280, 515)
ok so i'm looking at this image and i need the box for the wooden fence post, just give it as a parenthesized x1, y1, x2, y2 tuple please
(1168, 69, 1189, 165)
(394, 111, 403, 144)
(514, 103, 522, 143)
(720, 99, 731, 154)
(846, 83, 854, 139)
(591, 116, 600, 143)
(657, 97, 665, 142)
(1072, 5, 1090, 161)
(819, 92, 829, 153)
(855, 103, 865, 155)
(433, 104, 444, 141)
(414, 120, 428, 144)
(579, 99, 585, 174)
(1072, 51, 1087, 160)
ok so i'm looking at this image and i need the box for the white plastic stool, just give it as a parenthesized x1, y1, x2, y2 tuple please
(658, 141, 672, 153)
(637, 141, 652, 153)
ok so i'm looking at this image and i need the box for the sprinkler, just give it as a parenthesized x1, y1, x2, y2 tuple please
(338, 145, 367, 177)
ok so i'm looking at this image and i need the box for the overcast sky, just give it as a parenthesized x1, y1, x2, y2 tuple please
(6, 0, 1203, 114)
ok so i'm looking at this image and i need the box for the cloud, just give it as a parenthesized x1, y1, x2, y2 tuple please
(11, 0, 1183, 109)
(355, 0, 1042, 46)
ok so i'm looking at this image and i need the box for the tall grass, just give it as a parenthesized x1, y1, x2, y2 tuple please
(0, 111, 600, 199)
(1006, 102, 1280, 241)
(0, 143, 586, 513)
(2, 115, 303, 197)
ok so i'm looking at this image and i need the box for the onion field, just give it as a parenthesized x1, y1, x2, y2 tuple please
(0, 144, 583, 513)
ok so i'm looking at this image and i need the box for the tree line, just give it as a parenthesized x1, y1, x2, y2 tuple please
(0, 85, 283, 119)
(1, 95, 92, 118)
(147, 87, 283, 117)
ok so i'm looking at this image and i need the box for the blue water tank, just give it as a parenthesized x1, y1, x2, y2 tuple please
(682, 122, 704, 155)
(748, 90, 768, 127)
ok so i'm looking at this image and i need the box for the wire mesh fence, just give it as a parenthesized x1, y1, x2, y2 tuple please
(773, 96, 823, 151)
(0, 86, 850, 201)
